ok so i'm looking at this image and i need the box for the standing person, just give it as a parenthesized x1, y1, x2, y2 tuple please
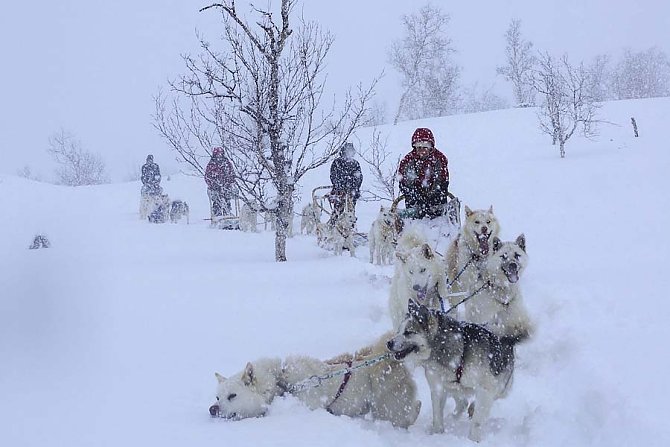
(329, 142, 363, 217)
(205, 147, 236, 220)
(141, 154, 162, 195)
(397, 128, 450, 219)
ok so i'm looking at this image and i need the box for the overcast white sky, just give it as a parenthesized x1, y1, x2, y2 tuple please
(1, 0, 668, 181)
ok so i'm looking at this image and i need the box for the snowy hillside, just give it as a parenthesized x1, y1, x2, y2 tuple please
(1, 98, 669, 447)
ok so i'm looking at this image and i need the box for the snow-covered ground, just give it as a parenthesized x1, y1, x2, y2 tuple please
(1, 98, 669, 446)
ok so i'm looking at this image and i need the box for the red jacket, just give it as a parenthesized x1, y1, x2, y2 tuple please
(398, 148, 449, 195)
(205, 157, 235, 190)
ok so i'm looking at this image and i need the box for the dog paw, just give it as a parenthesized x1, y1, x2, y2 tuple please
(429, 424, 445, 435)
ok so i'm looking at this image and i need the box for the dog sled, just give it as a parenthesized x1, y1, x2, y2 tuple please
(311, 185, 368, 248)
(390, 191, 461, 227)
(207, 193, 241, 230)
(390, 191, 462, 253)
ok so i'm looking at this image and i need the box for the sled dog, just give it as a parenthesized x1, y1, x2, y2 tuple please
(139, 191, 161, 220)
(317, 210, 357, 256)
(148, 194, 170, 223)
(368, 205, 397, 265)
(463, 234, 533, 341)
(239, 203, 259, 232)
(389, 228, 450, 329)
(445, 205, 501, 307)
(169, 200, 190, 224)
(387, 299, 527, 441)
(300, 202, 321, 235)
(210, 332, 421, 428)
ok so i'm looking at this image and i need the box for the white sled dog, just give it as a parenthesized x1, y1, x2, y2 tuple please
(445, 205, 501, 308)
(387, 299, 529, 442)
(368, 205, 397, 265)
(463, 234, 533, 341)
(389, 228, 450, 329)
(210, 332, 421, 428)
(300, 202, 321, 235)
(239, 203, 259, 233)
(317, 210, 357, 256)
(169, 200, 190, 224)
(139, 192, 161, 220)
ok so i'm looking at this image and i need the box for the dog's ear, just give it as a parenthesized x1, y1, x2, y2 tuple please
(492, 237, 503, 252)
(488, 205, 494, 213)
(422, 243, 433, 259)
(242, 362, 255, 386)
(516, 234, 526, 252)
(215, 372, 226, 383)
(465, 205, 473, 216)
(408, 299, 430, 329)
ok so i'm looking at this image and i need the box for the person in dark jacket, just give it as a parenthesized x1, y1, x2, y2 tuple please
(398, 128, 450, 219)
(329, 142, 363, 216)
(141, 154, 162, 195)
(205, 147, 236, 218)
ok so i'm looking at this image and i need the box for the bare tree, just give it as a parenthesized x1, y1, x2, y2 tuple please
(497, 19, 536, 107)
(17, 165, 42, 182)
(357, 129, 400, 202)
(156, 1, 374, 261)
(389, 4, 460, 124)
(534, 53, 600, 158)
(587, 53, 612, 102)
(611, 47, 670, 99)
(47, 129, 109, 186)
(459, 82, 510, 114)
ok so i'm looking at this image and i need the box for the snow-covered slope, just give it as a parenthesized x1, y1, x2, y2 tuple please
(1, 98, 668, 447)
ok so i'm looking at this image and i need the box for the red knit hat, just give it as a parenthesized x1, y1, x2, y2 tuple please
(411, 128, 435, 147)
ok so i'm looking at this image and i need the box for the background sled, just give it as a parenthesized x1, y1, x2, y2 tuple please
(207, 195, 241, 230)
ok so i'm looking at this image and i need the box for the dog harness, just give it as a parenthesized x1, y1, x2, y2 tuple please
(326, 360, 353, 413)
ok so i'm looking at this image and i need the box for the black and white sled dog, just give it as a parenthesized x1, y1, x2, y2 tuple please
(462, 234, 533, 341)
(169, 200, 190, 224)
(210, 332, 421, 428)
(148, 194, 170, 223)
(387, 299, 529, 442)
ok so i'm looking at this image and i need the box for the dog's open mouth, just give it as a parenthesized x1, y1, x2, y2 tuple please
(391, 345, 418, 360)
(412, 284, 428, 302)
(476, 232, 491, 255)
(502, 263, 520, 283)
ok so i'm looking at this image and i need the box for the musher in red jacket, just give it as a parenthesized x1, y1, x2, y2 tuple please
(205, 147, 236, 218)
(398, 128, 450, 219)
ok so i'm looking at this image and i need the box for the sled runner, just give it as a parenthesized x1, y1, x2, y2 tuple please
(207, 195, 241, 230)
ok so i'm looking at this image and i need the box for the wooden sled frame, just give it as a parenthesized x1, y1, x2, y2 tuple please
(311, 185, 356, 218)
(207, 193, 241, 229)
(390, 192, 461, 227)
